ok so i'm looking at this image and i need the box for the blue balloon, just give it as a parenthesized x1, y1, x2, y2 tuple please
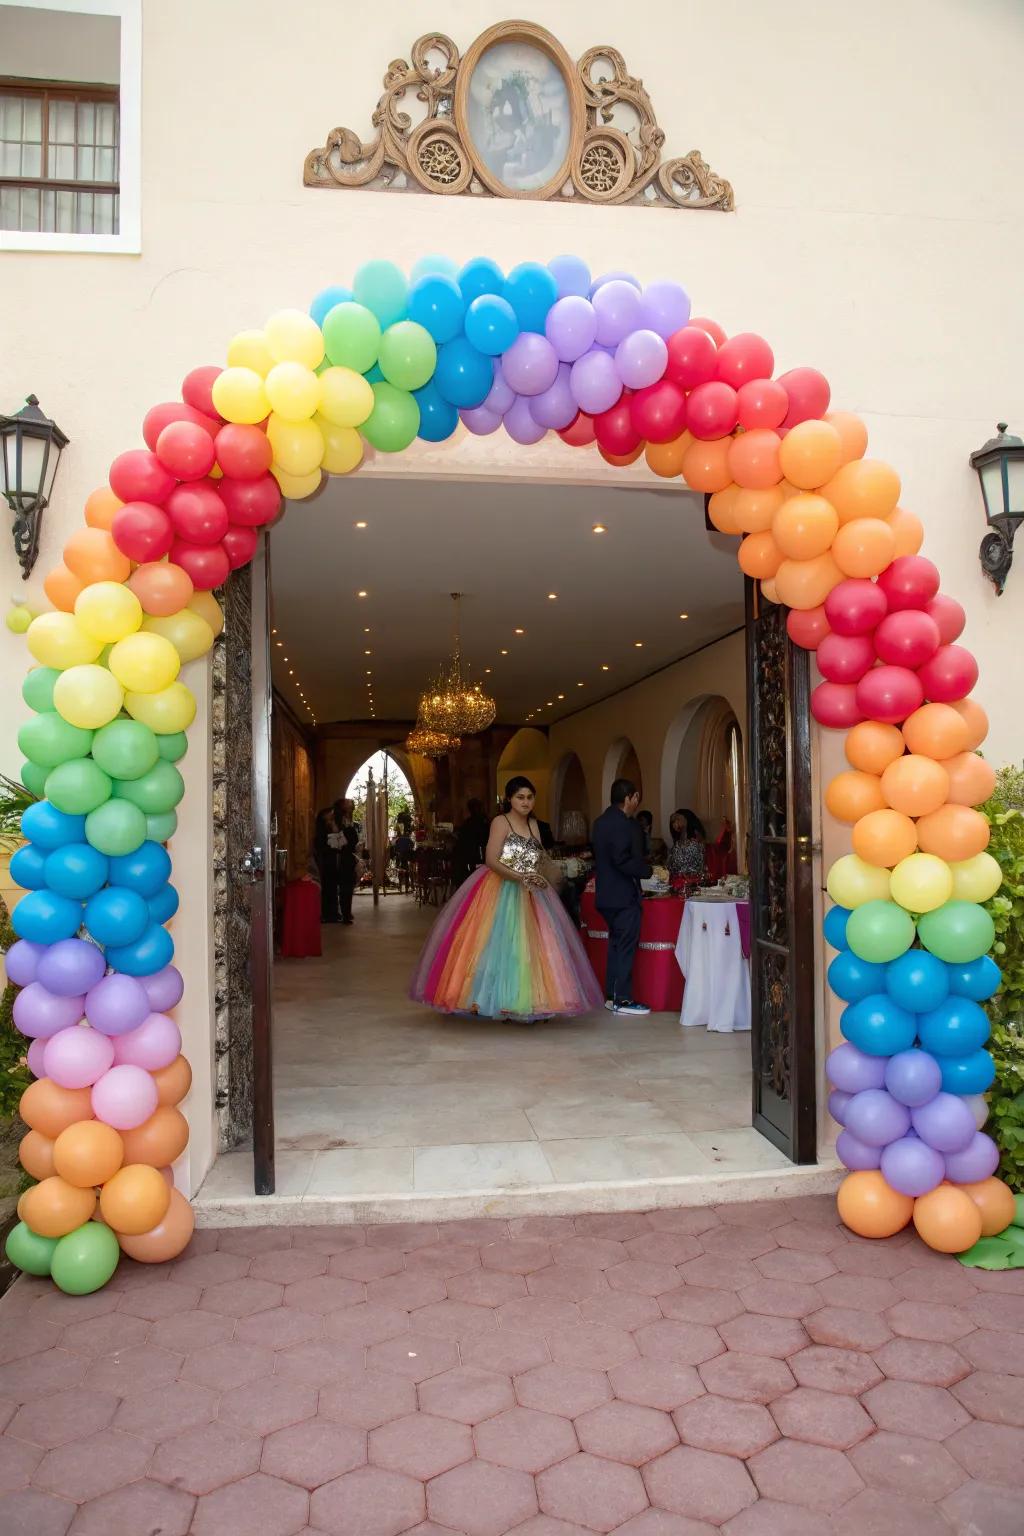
(464, 295, 519, 356)
(824, 905, 851, 951)
(885, 949, 950, 1013)
(503, 262, 558, 332)
(947, 954, 1002, 1002)
(459, 256, 504, 303)
(939, 1049, 996, 1096)
(10, 843, 48, 891)
(828, 951, 888, 1002)
(548, 254, 592, 299)
(21, 800, 86, 851)
(309, 285, 353, 327)
(411, 254, 459, 283)
(147, 882, 180, 925)
(364, 362, 385, 383)
(917, 997, 991, 1057)
(407, 275, 465, 343)
(841, 993, 917, 1057)
(433, 337, 492, 408)
(106, 923, 174, 977)
(352, 259, 407, 328)
(44, 843, 109, 900)
(84, 885, 150, 948)
(11, 889, 83, 944)
(107, 841, 172, 899)
(413, 380, 458, 443)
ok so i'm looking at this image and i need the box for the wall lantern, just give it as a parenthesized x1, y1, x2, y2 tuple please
(1, 395, 70, 579)
(970, 422, 1024, 595)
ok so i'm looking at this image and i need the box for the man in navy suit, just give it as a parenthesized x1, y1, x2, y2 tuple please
(591, 778, 653, 1016)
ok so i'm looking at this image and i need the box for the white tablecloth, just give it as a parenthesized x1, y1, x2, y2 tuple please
(675, 899, 751, 1033)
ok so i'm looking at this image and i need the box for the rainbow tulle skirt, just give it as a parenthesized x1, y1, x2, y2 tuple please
(410, 867, 604, 1022)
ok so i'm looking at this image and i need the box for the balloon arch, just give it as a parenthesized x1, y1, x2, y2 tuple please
(5, 253, 1011, 1294)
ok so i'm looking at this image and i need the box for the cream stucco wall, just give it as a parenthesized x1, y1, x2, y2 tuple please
(2, 0, 1023, 1186)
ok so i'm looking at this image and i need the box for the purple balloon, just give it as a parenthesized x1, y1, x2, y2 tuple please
(43, 1024, 116, 1089)
(13, 981, 85, 1040)
(911, 1091, 977, 1154)
(590, 270, 641, 297)
(826, 1042, 888, 1095)
(142, 965, 184, 1012)
(545, 297, 597, 364)
(27, 1037, 47, 1077)
(501, 332, 559, 397)
(836, 1129, 882, 1170)
(529, 364, 577, 430)
(884, 1049, 943, 1109)
(460, 405, 501, 436)
(639, 280, 692, 339)
(548, 254, 591, 299)
(844, 1088, 912, 1148)
(91, 1062, 159, 1130)
(828, 1089, 852, 1126)
(944, 1130, 1000, 1184)
(85, 971, 152, 1036)
(484, 366, 516, 416)
(570, 349, 623, 415)
(592, 279, 644, 346)
(36, 937, 106, 998)
(504, 394, 547, 445)
(615, 329, 669, 389)
(880, 1134, 946, 1196)
(5, 938, 44, 987)
(112, 1011, 182, 1071)
(964, 1093, 989, 1130)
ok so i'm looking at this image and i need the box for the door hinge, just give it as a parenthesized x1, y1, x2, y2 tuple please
(240, 845, 266, 883)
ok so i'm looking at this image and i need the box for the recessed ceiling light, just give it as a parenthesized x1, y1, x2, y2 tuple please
(577, 682, 584, 687)
(592, 523, 606, 534)
(514, 628, 525, 635)
(500, 649, 508, 656)
(364, 649, 372, 655)
(546, 700, 553, 706)
(357, 590, 367, 597)
(548, 592, 558, 600)
(355, 521, 367, 529)
(288, 669, 293, 675)
(271, 628, 277, 635)
(365, 669, 372, 675)
(484, 667, 491, 673)
(679, 613, 689, 620)
(364, 627, 370, 633)
(557, 693, 565, 700)
(275, 641, 282, 647)
(634, 641, 643, 648)
(601, 664, 610, 671)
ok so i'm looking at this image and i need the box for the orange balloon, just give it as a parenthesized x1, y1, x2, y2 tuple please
(845, 720, 905, 776)
(19, 1129, 56, 1181)
(821, 459, 901, 523)
(84, 486, 123, 531)
(760, 578, 780, 605)
(852, 808, 919, 868)
(887, 507, 925, 558)
(837, 1170, 914, 1238)
(706, 485, 741, 534)
(832, 517, 896, 578)
(117, 1187, 195, 1263)
(902, 703, 971, 760)
(950, 698, 989, 752)
(119, 1105, 189, 1167)
(681, 436, 733, 494)
(128, 561, 194, 618)
(733, 485, 784, 534)
(959, 1177, 1016, 1238)
(599, 443, 644, 467)
(737, 530, 783, 580)
(53, 1120, 125, 1188)
(21, 1176, 97, 1238)
(913, 1183, 983, 1254)
(17, 1190, 30, 1222)
(728, 429, 782, 490)
(881, 754, 950, 817)
(943, 751, 997, 807)
(774, 552, 843, 610)
(99, 1163, 172, 1235)
(824, 770, 886, 824)
(772, 494, 839, 560)
(20, 1079, 94, 1139)
(915, 803, 990, 861)
(43, 562, 84, 613)
(778, 420, 844, 490)
(824, 411, 868, 465)
(645, 433, 690, 478)
(63, 527, 131, 586)
(151, 1054, 192, 1107)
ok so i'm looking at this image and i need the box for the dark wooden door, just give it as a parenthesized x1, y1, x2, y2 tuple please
(745, 580, 817, 1163)
(249, 535, 276, 1194)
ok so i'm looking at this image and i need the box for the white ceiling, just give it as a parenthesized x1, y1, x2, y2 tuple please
(268, 477, 745, 728)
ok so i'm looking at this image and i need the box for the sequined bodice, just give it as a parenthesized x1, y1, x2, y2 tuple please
(499, 827, 543, 876)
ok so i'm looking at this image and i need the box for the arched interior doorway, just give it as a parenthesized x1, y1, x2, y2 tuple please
(661, 694, 746, 866)
(496, 727, 551, 819)
(602, 736, 642, 808)
(550, 750, 589, 842)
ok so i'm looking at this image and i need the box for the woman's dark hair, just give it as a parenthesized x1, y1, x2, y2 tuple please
(501, 775, 536, 812)
(637, 809, 653, 829)
(672, 807, 706, 842)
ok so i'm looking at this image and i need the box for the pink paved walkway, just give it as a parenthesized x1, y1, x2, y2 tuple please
(1, 1195, 1022, 1535)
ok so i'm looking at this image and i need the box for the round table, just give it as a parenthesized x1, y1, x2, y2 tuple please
(579, 890, 686, 1013)
(675, 896, 751, 1032)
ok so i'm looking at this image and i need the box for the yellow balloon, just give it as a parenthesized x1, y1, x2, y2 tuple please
(226, 329, 274, 376)
(27, 611, 102, 669)
(271, 465, 323, 500)
(109, 631, 181, 693)
(188, 590, 224, 638)
(52, 664, 124, 729)
(949, 851, 1003, 903)
(318, 366, 374, 429)
(265, 362, 321, 421)
(123, 680, 196, 734)
(826, 853, 892, 909)
(267, 415, 324, 476)
(265, 308, 325, 370)
(318, 417, 364, 475)
(889, 852, 954, 914)
(74, 580, 143, 643)
(211, 367, 270, 426)
(142, 611, 215, 665)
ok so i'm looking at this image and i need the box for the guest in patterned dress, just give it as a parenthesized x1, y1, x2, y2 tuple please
(667, 809, 707, 881)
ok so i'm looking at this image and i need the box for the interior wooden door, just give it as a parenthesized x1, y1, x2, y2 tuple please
(248, 534, 276, 1194)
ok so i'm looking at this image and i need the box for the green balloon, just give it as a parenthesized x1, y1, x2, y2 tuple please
(45, 758, 112, 815)
(113, 760, 184, 815)
(379, 320, 437, 392)
(156, 731, 188, 763)
(5, 1220, 59, 1277)
(85, 797, 147, 857)
(322, 301, 381, 374)
(21, 760, 50, 799)
(353, 258, 408, 327)
(146, 810, 178, 843)
(23, 666, 60, 713)
(362, 381, 420, 453)
(50, 1220, 120, 1295)
(92, 718, 159, 780)
(18, 710, 93, 769)
(846, 899, 916, 963)
(918, 899, 996, 964)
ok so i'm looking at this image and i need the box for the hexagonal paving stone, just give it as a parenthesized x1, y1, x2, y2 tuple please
(216, 1227, 292, 1257)
(527, 1264, 611, 1303)
(953, 1369, 1024, 1426)
(753, 1249, 838, 1284)
(219, 1375, 317, 1435)
(831, 1241, 911, 1280)
(461, 1330, 550, 1377)
(479, 1240, 552, 1275)
(607, 1261, 687, 1298)
(830, 1488, 953, 1536)
(804, 1306, 893, 1353)
(891, 1264, 978, 1307)
(0, 1487, 78, 1536)
(643, 1444, 758, 1524)
(250, 1249, 329, 1285)
(446, 1269, 526, 1308)
(34, 1427, 153, 1503)
(182, 1339, 275, 1391)
(439, 1217, 510, 1244)
(718, 1314, 809, 1360)
(151, 1420, 261, 1495)
(428, 1457, 537, 1536)
(722, 1503, 834, 1536)
(575, 1399, 678, 1466)
(959, 1328, 1024, 1376)
(275, 1340, 367, 1389)
(325, 1248, 403, 1283)
(0, 1317, 61, 1367)
(405, 1242, 481, 1278)
(862, 1379, 969, 1441)
(515, 1363, 612, 1418)
(547, 1323, 638, 1370)
(884, 1301, 974, 1344)
(770, 1386, 874, 1449)
(872, 1338, 969, 1388)
(537, 1451, 647, 1533)
(199, 1278, 284, 1318)
(946, 1419, 1024, 1487)
(148, 1310, 235, 1354)
(848, 1430, 966, 1501)
(658, 1285, 743, 1326)
(410, 1300, 497, 1340)
(672, 1394, 778, 1459)
(647, 1206, 722, 1236)
(419, 1366, 515, 1425)
(0, 1436, 42, 1491)
(575, 1213, 653, 1241)
(608, 1357, 705, 1412)
(940, 1477, 1024, 1535)
(816, 1274, 901, 1315)
(170, 1251, 250, 1289)
(191, 1471, 309, 1536)
(966, 1291, 1024, 1333)
(365, 1274, 446, 1312)
(262, 1418, 366, 1488)
(578, 1292, 662, 1332)
(366, 1334, 459, 1385)
(368, 1412, 472, 1481)
(282, 1277, 364, 1315)
(323, 1302, 409, 1349)
(236, 1303, 324, 1353)
(677, 1255, 762, 1292)
(474, 1406, 578, 1473)
(789, 1345, 882, 1395)
(625, 1232, 704, 1266)
(700, 1226, 778, 1263)
(748, 1438, 864, 1511)
(772, 1221, 848, 1255)
(496, 1297, 582, 1335)
(61, 1478, 195, 1536)
(699, 1353, 796, 1404)
(717, 1201, 794, 1230)
(738, 1281, 823, 1320)
(82, 1343, 182, 1398)
(635, 1320, 724, 1366)
(9, 1387, 118, 1448)
(318, 1369, 416, 1432)
(290, 1225, 367, 1254)
(551, 1237, 629, 1269)
(508, 1215, 575, 1242)
(60, 1312, 150, 1358)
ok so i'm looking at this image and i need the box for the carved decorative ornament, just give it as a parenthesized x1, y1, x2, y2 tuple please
(303, 21, 733, 211)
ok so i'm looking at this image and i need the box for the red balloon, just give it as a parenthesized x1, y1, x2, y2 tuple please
(877, 555, 940, 612)
(557, 412, 596, 447)
(109, 449, 176, 506)
(630, 381, 688, 444)
(925, 593, 966, 645)
(874, 610, 941, 668)
(169, 539, 231, 591)
(715, 333, 774, 389)
(778, 368, 831, 429)
(786, 605, 830, 650)
(222, 525, 259, 570)
(856, 664, 925, 725)
(686, 381, 738, 441)
(112, 501, 174, 562)
(599, 443, 644, 467)
(824, 578, 889, 636)
(917, 644, 979, 704)
(217, 474, 282, 528)
(215, 424, 274, 480)
(594, 393, 641, 455)
(665, 325, 718, 389)
(811, 681, 864, 729)
(165, 481, 229, 546)
(181, 366, 223, 420)
(689, 317, 727, 347)
(737, 378, 788, 431)
(817, 632, 876, 684)
(156, 421, 217, 482)
(143, 402, 220, 452)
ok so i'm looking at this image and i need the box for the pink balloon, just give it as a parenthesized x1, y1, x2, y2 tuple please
(917, 644, 979, 704)
(686, 381, 739, 441)
(155, 421, 217, 482)
(778, 367, 831, 428)
(925, 594, 966, 645)
(112, 1012, 182, 1071)
(43, 1025, 115, 1089)
(27, 1038, 48, 1077)
(811, 681, 865, 729)
(824, 578, 889, 636)
(855, 664, 925, 724)
(817, 632, 876, 684)
(715, 332, 775, 388)
(873, 610, 941, 669)
(877, 555, 940, 612)
(91, 1063, 159, 1130)
(786, 605, 831, 650)
(737, 378, 788, 431)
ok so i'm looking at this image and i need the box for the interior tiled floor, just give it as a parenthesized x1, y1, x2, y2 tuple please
(2, 1196, 1022, 1534)
(205, 894, 779, 1202)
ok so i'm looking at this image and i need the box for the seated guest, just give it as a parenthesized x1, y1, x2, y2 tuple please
(667, 808, 707, 880)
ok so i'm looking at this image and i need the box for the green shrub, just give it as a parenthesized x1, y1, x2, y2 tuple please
(983, 766, 1024, 1190)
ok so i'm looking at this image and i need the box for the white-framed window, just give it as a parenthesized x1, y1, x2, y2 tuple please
(0, 0, 140, 253)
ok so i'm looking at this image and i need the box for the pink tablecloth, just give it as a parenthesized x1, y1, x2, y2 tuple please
(580, 892, 685, 1013)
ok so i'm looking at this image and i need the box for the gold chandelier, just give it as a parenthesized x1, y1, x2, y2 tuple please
(418, 593, 496, 737)
(405, 723, 460, 758)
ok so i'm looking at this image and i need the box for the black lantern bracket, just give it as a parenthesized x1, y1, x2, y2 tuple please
(970, 422, 1024, 596)
(1, 395, 70, 579)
